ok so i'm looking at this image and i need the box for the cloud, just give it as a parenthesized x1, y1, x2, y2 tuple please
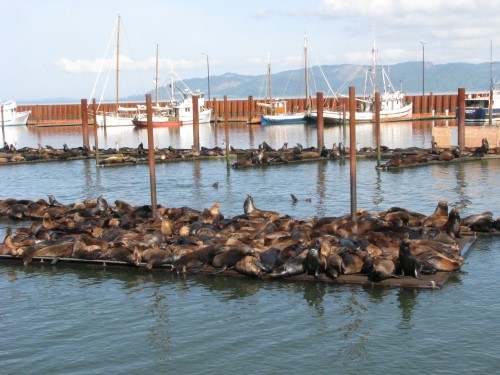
(56, 56, 203, 74)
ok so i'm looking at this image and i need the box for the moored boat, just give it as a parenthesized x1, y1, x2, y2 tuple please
(0, 100, 31, 126)
(307, 39, 412, 124)
(463, 91, 500, 123)
(132, 105, 182, 127)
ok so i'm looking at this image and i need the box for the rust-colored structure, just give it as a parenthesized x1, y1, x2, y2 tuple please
(17, 93, 463, 126)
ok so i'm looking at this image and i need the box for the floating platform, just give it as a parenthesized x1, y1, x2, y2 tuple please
(0, 234, 481, 290)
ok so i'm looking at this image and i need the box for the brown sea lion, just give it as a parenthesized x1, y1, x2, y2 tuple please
(367, 256, 399, 282)
(338, 248, 364, 275)
(423, 200, 449, 227)
(325, 253, 344, 279)
(211, 246, 256, 272)
(234, 255, 267, 278)
(23, 241, 74, 265)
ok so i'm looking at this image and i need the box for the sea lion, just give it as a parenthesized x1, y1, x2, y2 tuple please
(174, 244, 224, 272)
(211, 246, 256, 272)
(461, 212, 495, 232)
(22, 240, 74, 265)
(398, 240, 422, 279)
(423, 200, 449, 227)
(271, 250, 307, 278)
(338, 248, 364, 275)
(367, 256, 399, 282)
(443, 208, 462, 238)
(474, 138, 489, 156)
(305, 244, 326, 280)
(325, 253, 344, 279)
(233, 255, 267, 278)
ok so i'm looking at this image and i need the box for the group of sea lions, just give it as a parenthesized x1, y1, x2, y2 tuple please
(381, 138, 497, 169)
(0, 143, 91, 163)
(1, 195, 498, 283)
(231, 141, 353, 168)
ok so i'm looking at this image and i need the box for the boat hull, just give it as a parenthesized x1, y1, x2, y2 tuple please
(179, 108, 212, 124)
(307, 102, 413, 124)
(1, 110, 31, 126)
(261, 113, 306, 125)
(96, 114, 134, 127)
(132, 119, 182, 127)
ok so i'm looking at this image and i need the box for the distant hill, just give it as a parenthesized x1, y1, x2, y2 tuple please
(126, 61, 500, 101)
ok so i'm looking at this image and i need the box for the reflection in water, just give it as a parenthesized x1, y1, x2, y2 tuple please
(397, 288, 418, 330)
(339, 286, 369, 367)
(453, 163, 471, 210)
(315, 162, 327, 217)
(372, 170, 384, 208)
(147, 288, 171, 363)
(302, 282, 326, 316)
(193, 161, 202, 201)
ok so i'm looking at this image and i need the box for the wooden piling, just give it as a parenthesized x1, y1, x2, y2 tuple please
(349, 87, 357, 225)
(224, 95, 230, 161)
(92, 98, 99, 167)
(145, 94, 158, 219)
(193, 95, 199, 152)
(489, 89, 493, 125)
(316, 92, 324, 151)
(375, 92, 381, 168)
(81, 99, 90, 149)
(247, 96, 253, 123)
(457, 88, 465, 150)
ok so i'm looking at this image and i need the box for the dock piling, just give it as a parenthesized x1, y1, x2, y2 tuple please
(193, 95, 200, 152)
(81, 99, 90, 150)
(349, 87, 357, 226)
(375, 92, 381, 168)
(92, 98, 99, 167)
(316, 92, 324, 151)
(146, 94, 158, 219)
(457, 88, 465, 150)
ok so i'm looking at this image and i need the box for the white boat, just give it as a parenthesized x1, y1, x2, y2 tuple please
(0, 100, 31, 126)
(307, 40, 412, 124)
(258, 35, 312, 125)
(464, 90, 500, 123)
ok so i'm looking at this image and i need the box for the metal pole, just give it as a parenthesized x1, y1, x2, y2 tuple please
(146, 94, 158, 219)
(202, 52, 210, 103)
(349, 86, 357, 226)
(81, 99, 90, 150)
(457, 88, 465, 150)
(421, 41, 427, 98)
(316, 92, 324, 151)
(375, 92, 381, 168)
(224, 95, 230, 162)
(193, 95, 200, 152)
(92, 98, 99, 167)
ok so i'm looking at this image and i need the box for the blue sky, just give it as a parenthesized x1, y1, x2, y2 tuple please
(2, 0, 499, 101)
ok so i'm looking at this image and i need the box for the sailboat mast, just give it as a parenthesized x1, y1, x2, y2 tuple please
(267, 52, 272, 102)
(372, 38, 377, 98)
(115, 14, 120, 112)
(155, 44, 159, 106)
(304, 33, 309, 108)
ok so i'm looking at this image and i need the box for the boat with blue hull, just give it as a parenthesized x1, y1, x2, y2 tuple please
(464, 90, 500, 123)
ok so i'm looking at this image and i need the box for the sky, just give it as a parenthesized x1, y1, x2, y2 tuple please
(2, 0, 500, 102)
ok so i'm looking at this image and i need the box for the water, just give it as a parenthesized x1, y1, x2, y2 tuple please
(1, 120, 499, 374)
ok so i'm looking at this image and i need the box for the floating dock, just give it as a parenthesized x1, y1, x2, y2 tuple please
(0, 234, 480, 290)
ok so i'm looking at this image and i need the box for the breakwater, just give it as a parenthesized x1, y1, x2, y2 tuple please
(17, 93, 460, 126)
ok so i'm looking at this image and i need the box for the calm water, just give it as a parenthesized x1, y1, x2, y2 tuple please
(1, 120, 499, 374)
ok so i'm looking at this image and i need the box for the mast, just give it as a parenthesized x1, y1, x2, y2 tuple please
(371, 38, 377, 98)
(115, 14, 120, 112)
(155, 44, 159, 106)
(304, 33, 310, 109)
(267, 52, 272, 103)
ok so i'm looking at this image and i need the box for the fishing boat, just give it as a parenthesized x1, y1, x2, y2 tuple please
(132, 105, 182, 127)
(307, 40, 412, 124)
(463, 91, 500, 123)
(93, 15, 135, 127)
(0, 100, 31, 126)
(258, 35, 311, 125)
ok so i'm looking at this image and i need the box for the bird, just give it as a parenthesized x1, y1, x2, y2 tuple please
(290, 194, 298, 203)
(212, 182, 219, 189)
